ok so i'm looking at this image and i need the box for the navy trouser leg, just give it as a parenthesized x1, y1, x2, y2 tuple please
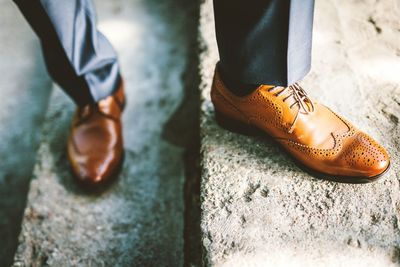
(13, 0, 120, 106)
(213, 0, 315, 87)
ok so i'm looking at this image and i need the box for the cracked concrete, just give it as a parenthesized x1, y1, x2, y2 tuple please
(199, 0, 400, 266)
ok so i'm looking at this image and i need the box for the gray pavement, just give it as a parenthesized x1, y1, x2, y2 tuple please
(199, 0, 400, 266)
(9, 0, 200, 266)
(0, 1, 52, 266)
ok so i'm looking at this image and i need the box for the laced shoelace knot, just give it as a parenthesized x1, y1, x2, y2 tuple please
(268, 83, 315, 133)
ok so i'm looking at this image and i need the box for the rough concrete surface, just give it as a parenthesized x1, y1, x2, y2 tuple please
(199, 0, 400, 266)
(12, 0, 199, 266)
(0, 1, 52, 266)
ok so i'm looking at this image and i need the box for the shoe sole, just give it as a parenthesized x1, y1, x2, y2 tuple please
(214, 110, 390, 184)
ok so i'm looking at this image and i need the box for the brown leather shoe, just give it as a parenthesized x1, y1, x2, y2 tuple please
(211, 65, 390, 183)
(68, 81, 125, 187)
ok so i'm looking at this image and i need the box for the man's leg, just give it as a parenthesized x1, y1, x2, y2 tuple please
(213, 0, 314, 88)
(13, 0, 120, 106)
(14, 0, 125, 187)
(210, 0, 390, 183)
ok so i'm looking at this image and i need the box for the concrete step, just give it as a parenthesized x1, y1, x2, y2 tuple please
(0, 1, 52, 266)
(12, 0, 200, 266)
(198, 0, 400, 266)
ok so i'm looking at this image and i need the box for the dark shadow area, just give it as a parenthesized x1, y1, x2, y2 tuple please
(161, 0, 202, 263)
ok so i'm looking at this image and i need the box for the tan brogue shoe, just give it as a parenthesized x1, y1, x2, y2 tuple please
(68, 81, 125, 187)
(211, 65, 390, 183)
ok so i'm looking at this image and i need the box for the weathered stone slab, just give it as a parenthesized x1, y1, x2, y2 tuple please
(13, 0, 199, 265)
(199, 0, 400, 266)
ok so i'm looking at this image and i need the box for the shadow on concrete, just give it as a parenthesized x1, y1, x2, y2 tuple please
(0, 51, 52, 266)
(161, 0, 202, 262)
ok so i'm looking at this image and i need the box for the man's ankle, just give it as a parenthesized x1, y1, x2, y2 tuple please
(218, 66, 260, 97)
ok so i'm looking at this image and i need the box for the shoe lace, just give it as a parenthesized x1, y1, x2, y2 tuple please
(75, 105, 94, 126)
(268, 83, 315, 133)
(76, 97, 120, 126)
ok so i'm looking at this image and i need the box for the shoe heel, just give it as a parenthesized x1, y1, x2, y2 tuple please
(215, 110, 259, 136)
